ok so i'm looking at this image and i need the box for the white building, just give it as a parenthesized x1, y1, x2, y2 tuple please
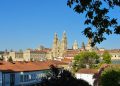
(75, 69, 98, 86)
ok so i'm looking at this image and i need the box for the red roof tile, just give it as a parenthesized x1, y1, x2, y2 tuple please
(0, 60, 66, 72)
(77, 69, 98, 74)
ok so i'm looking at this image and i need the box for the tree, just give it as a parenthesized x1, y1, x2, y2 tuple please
(73, 51, 100, 71)
(30, 58, 34, 61)
(0, 55, 4, 61)
(41, 65, 91, 86)
(8, 56, 13, 62)
(102, 51, 111, 64)
(100, 66, 120, 86)
(67, 0, 120, 46)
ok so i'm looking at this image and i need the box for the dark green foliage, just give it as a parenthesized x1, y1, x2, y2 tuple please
(102, 51, 111, 64)
(8, 56, 13, 62)
(41, 65, 91, 86)
(100, 66, 120, 86)
(0, 55, 4, 61)
(30, 58, 34, 61)
(67, 0, 120, 46)
(73, 51, 100, 71)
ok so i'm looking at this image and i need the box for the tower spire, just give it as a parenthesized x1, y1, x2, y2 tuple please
(81, 42, 85, 50)
(53, 32, 58, 43)
(51, 32, 59, 58)
(54, 32, 57, 39)
(88, 37, 92, 46)
(61, 31, 67, 50)
(62, 31, 66, 39)
(86, 37, 93, 51)
(73, 40, 79, 50)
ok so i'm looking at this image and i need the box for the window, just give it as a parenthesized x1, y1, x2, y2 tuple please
(29, 75, 31, 80)
(10, 74, 15, 86)
(20, 75, 24, 82)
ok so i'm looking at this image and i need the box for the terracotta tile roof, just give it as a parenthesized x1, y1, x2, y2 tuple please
(0, 60, 66, 72)
(96, 49, 120, 54)
(100, 64, 120, 69)
(61, 59, 72, 64)
(64, 50, 80, 57)
(77, 69, 98, 74)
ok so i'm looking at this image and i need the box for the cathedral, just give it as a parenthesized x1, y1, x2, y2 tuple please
(51, 31, 67, 59)
(50, 31, 97, 60)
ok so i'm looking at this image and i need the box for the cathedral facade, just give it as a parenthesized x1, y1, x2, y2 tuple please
(51, 31, 67, 59)
(50, 32, 98, 60)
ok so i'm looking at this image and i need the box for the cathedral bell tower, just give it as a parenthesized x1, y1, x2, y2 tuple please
(73, 40, 79, 50)
(59, 31, 67, 57)
(86, 38, 93, 51)
(51, 31, 68, 59)
(52, 33, 59, 58)
(61, 31, 67, 50)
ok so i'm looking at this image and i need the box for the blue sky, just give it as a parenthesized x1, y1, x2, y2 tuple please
(0, 0, 120, 51)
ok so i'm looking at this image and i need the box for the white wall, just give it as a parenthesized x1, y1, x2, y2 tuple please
(75, 73, 95, 86)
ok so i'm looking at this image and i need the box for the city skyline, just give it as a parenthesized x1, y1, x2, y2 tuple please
(0, 0, 120, 51)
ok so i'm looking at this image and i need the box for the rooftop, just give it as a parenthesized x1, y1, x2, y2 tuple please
(0, 60, 66, 72)
(77, 69, 98, 74)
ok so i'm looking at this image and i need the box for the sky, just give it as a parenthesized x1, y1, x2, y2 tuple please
(0, 0, 120, 51)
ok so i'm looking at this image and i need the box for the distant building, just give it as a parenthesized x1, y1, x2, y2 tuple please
(85, 38, 93, 51)
(23, 49, 49, 61)
(37, 45, 45, 50)
(99, 48, 105, 52)
(63, 49, 80, 59)
(81, 42, 85, 51)
(72, 40, 79, 50)
(9, 51, 23, 61)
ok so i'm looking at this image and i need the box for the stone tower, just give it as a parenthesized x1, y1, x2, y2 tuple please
(61, 31, 67, 51)
(73, 40, 79, 50)
(59, 31, 67, 57)
(51, 32, 68, 59)
(86, 38, 93, 51)
(81, 42, 85, 50)
(52, 33, 59, 58)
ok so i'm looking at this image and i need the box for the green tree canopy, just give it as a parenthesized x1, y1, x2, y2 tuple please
(100, 66, 120, 86)
(73, 51, 100, 71)
(8, 56, 13, 62)
(67, 0, 120, 46)
(102, 51, 111, 64)
(0, 55, 4, 61)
